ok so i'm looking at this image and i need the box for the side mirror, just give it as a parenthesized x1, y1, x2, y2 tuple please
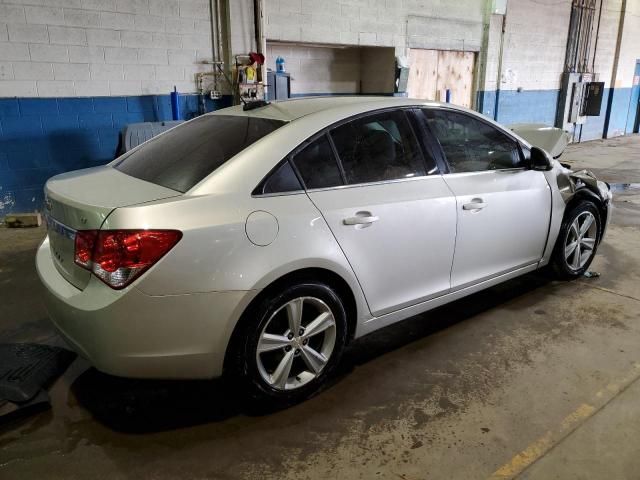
(530, 146, 553, 171)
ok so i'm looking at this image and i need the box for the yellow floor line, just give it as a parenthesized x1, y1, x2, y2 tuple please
(488, 363, 640, 480)
(488, 403, 595, 479)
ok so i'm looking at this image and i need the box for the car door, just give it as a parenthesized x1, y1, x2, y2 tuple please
(292, 108, 457, 317)
(422, 108, 552, 290)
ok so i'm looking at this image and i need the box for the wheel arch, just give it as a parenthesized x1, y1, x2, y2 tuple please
(222, 267, 360, 374)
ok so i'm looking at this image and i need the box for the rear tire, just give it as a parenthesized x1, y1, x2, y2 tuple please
(550, 200, 601, 279)
(229, 282, 348, 407)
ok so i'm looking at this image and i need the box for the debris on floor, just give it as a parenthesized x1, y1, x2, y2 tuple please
(583, 271, 601, 278)
(3, 213, 43, 228)
(0, 343, 76, 424)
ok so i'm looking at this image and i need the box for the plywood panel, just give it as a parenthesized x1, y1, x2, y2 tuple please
(436, 50, 475, 108)
(407, 48, 438, 100)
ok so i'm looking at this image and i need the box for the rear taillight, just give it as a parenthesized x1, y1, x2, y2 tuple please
(75, 230, 98, 269)
(74, 229, 182, 289)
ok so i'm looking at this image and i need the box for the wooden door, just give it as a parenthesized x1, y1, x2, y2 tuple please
(407, 49, 475, 108)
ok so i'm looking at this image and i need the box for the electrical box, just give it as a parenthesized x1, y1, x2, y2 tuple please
(394, 55, 410, 94)
(582, 81, 604, 116)
(569, 81, 587, 124)
(266, 71, 290, 101)
(395, 67, 409, 93)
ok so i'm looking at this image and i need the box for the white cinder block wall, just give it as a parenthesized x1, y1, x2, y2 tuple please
(266, 43, 362, 95)
(3, 0, 638, 105)
(265, 0, 486, 53)
(497, 0, 571, 91)
(264, 0, 486, 96)
(612, 0, 640, 87)
(0, 0, 213, 97)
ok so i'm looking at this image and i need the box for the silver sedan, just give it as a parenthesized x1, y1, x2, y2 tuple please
(37, 97, 612, 405)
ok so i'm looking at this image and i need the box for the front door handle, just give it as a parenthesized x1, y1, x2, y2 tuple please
(343, 213, 379, 225)
(462, 199, 488, 210)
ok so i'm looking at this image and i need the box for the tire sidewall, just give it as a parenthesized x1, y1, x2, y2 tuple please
(239, 282, 348, 404)
(554, 201, 601, 278)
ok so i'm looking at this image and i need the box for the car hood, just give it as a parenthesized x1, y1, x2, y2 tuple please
(509, 123, 572, 158)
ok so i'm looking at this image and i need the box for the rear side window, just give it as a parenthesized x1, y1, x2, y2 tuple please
(257, 161, 302, 195)
(114, 115, 285, 192)
(292, 135, 344, 189)
(423, 109, 523, 172)
(330, 110, 426, 185)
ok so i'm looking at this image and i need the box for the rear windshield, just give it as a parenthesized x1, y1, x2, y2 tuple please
(113, 115, 286, 192)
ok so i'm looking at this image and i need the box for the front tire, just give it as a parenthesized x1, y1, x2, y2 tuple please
(550, 200, 601, 279)
(230, 282, 348, 406)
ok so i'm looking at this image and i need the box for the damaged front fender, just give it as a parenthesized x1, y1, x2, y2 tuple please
(538, 161, 613, 267)
(555, 164, 612, 205)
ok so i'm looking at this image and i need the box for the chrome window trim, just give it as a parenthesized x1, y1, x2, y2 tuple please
(251, 189, 306, 198)
(440, 167, 528, 178)
(304, 172, 444, 194)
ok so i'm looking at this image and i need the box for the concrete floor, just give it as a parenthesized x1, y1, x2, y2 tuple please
(1, 135, 639, 479)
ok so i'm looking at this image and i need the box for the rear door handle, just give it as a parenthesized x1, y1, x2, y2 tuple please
(343, 214, 379, 225)
(462, 199, 488, 210)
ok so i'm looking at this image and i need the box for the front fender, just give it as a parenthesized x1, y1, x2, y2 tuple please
(560, 167, 612, 205)
(540, 163, 612, 267)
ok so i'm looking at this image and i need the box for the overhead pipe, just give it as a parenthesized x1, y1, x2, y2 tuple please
(209, 0, 219, 80)
(603, 0, 627, 138)
(215, 0, 226, 68)
(254, 0, 267, 99)
(493, 12, 507, 121)
(591, 0, 603, 72)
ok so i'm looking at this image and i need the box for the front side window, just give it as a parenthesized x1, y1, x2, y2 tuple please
(292, 135, 344, 189)
(114, 115, 285, 192)
(330, 110, 427, 185)
(423, 109, 523, 173)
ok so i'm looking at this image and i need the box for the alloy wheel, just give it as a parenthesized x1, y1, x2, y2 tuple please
(564, 211, 598, 270)
(256, 296, 337, 391)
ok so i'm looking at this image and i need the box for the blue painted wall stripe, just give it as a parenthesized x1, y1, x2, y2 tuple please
(477, 89, 559, 125)
(0, 94, 231, 216)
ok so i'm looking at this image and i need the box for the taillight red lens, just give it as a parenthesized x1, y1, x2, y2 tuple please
(74, 230, 98, 269)
(74, 229, 182, 289)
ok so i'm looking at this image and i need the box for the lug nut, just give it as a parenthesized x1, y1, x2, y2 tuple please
(285, 345, 292, 352)
(299, 328, 305, 336)
(287, 333, 294, 340)
(302, 339, 308, 345)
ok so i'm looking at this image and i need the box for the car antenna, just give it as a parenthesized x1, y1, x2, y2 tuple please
(242, 98, 270, 111)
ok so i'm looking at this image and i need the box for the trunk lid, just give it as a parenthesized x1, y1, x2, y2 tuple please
(44, 166, 181, 290)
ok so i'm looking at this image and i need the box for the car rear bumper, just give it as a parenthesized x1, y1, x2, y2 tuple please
(36, 236, 257, 379)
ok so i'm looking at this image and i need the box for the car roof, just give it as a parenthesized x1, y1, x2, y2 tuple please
(189, 95, 531, 197)
(211, 96, 454, 122)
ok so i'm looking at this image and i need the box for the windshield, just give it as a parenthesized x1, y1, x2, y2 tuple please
(113, 115, 286, 192)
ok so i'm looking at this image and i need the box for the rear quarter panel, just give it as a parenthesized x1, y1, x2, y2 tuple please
(102, 191, 369, 320)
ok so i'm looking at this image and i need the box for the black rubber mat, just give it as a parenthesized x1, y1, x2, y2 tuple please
(0, 390, 51, 424)
(0, 343, 76, 403)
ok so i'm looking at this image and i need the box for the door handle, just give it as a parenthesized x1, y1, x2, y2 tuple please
(343, 214, 379, 225)
(462, 199, 487, 210)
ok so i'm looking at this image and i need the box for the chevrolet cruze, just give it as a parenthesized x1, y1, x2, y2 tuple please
(37, 97, 612, 404)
